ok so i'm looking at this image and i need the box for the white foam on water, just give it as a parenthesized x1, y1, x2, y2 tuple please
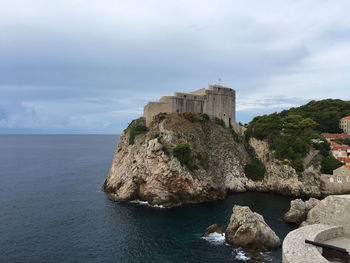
(233, 248, 250, 261)
(129, 200, 165, 208)
(201, 232, 226, 245)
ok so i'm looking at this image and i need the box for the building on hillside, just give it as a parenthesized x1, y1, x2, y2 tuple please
(320, 165, 350, 194)
(323, 133, 348, 142)
(143, 85, 236, 127)
(332, 145, 350, 158)
(329, 141, 342, 148)
(340, 115, 350, 135)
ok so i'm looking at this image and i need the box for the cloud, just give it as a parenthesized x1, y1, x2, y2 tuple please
(0, 0, 350, 133)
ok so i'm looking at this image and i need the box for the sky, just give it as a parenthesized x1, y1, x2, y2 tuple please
(1, 0, 350, 134)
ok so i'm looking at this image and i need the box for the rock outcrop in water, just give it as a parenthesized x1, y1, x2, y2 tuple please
(205, 224, 226, 235)
(283, 198, 320, 224)
(225, 205, 281, 252)
(103, 113, 323, 206)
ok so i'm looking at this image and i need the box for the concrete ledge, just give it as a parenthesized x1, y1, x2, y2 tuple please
(282, 224, 343, 263)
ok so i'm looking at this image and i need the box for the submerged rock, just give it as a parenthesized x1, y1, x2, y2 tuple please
(283, 198, 320, 224)
(205, 224, 226, 235)
(225, 205, 281, 252)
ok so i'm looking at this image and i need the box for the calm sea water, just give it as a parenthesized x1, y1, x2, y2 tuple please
(0, 135, 297, 263)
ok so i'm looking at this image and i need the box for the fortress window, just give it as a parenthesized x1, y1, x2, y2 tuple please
(194, 96, 197, 99)
(184, 95, 187, 98)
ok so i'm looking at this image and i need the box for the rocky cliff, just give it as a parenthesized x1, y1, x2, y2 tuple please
(103, 113, 322, 206)
(246, 138, 321, 197)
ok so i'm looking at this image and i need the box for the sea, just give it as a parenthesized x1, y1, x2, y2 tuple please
(0, 135, 297, 263)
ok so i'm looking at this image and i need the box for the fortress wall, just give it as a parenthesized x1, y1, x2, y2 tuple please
(144, 101, 171, 126)
(190, 88, 207, 95)
(168, 97, 204, 114)
(143, 85, 236, 127)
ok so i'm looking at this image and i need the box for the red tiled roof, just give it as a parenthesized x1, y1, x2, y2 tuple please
(329, 141, 342, 147)
(337, 157, 350, 163)
(333, 146, 350, 151)
(323, 133, 349, 139)
(345, 165, 350, 170)
(340, 116, 350, 121)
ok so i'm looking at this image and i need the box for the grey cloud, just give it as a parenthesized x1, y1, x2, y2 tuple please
(0, 0, 350, 133)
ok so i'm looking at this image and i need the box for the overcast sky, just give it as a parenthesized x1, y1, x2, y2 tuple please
(1, 0, 350, 133)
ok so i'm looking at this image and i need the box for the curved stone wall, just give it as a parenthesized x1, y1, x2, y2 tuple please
(282, 224, 343, 263)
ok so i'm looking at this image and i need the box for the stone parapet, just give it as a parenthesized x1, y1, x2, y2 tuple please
(282, 224, 343, 263)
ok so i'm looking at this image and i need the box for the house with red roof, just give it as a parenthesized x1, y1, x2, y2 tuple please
(332, 145, 350, 158)
(337, 157, 350, 165)
(323, 133, 348, 141)
(340, 115, 350, 135)
(329, 141, 342, 148)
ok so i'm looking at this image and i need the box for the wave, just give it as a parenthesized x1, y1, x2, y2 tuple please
(128, 200, 166, 208)
(201, 232, 226, 245)
(233, 248, 250, 261)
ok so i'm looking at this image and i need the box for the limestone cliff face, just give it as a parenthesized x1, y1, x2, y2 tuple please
(103, 113, 322, 206)
(103, 113, 249, 206)
(246, 138, 322, 197)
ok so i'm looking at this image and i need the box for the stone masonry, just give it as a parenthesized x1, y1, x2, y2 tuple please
(282, 224, 344, 263)
(143, 84, 236, 127)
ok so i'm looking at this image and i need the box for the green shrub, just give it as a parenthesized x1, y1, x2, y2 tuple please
(291, 158, 304, 174)
(154, 112, 166, 123)
(162, 145, 170, 156)
(183, 112, 197, 122)
(173, 143, 196, 170)
(128, 123, 148, 145)
(244, 157, 265, 181)
(215, 118, 225, 128)
(202, 113, 209, 121)
(321, 155, 343, 174)
(199, 152, 210, 169)
(312, 139, 330, 157)
(230, 128, 239, 142)
(129, 127, 136, 145)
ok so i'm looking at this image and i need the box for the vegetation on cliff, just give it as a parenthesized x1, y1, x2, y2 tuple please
(246, 99, 349, 173)
(283, 99, 350, 133)
(126, 118, 148, 145)
(173, 143, 197, 170)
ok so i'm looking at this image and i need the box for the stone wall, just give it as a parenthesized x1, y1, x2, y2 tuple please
(320, 168, 350, 195)
(306, 195, 350, 237)
(282, 224, 343, 263)
(144, 85, 236, 127)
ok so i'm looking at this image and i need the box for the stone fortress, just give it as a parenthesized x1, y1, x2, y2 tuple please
(143, 84, 236, 127)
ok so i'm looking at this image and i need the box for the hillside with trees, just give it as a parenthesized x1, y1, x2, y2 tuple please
(245, 99, 350, 174)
